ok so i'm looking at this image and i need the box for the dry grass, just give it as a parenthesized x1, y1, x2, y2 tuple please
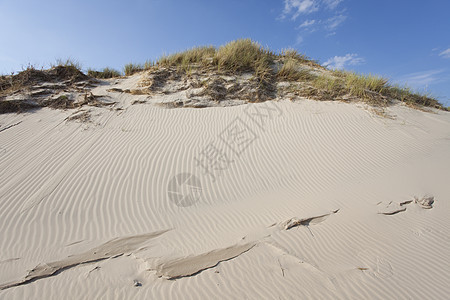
(1, 40, 446, 111)
(308, 75, 345, 100)
(340, 71, 388, 98)
(277, 59, 315, 81)
(124, 63, 145, 76)
(214, 39, 273, 74)
(88, 68, 121, 79)
(384, 84, 443, 109)
(277, 49, 322, 68)
(158, 46, 216, 71)
(52, 58, 82, 71)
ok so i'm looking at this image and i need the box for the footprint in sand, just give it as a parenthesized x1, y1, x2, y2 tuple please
(357, 249, 393, 279)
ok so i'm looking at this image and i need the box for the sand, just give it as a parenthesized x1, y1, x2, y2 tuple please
(0, 73, 449, 299)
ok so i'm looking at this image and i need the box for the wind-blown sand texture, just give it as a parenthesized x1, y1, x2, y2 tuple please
(1, 72, 449, 299)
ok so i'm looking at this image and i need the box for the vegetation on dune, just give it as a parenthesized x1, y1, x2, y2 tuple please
(1, 59, 86, 98)
(214, 39, 273, 74)
(123, 63, 145, 76)
(277, 59, 316, 81)
(119, 39, 446, 110)
(158, 46, 216, 71)
(51, 58, 82, 71)
(1, 41, 447, 112)
(88, 67, 121, 79)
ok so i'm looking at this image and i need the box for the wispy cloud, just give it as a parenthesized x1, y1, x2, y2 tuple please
(282, 0, 319, 20)
(398, 69, 445, 87)
(323, 53, 365, 69)
(280, 0, 347, 42)
(439, 48, 450, 58)
(295, 35, 304, 45)
(298, 19, 316, 28)
(323, 0, 343, 10)
(326, 14, 347, 30)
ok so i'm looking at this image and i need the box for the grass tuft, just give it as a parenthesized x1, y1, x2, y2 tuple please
(158, 46, 216, 71)
(214, 39, 274, 74)
(88, 67, 121, 79)
(52, 58, 82, 71)
(124, 63, 145, 76)
(277, 59, 315, 81)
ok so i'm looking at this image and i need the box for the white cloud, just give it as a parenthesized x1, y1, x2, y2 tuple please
(299, 19, 316, 28)
(323, 54, 365, 69)
(282, 0, 319, 20)
(398, 70, 444, 87)
(439, 48, 450, 58)
(296, 35, 304, 45)
(280, 0, 347, 42)
(326, 14, 347, 30)
(323, 0, 343, 10)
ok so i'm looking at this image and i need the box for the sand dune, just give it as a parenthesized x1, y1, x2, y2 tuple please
(0, 72, 449, 299)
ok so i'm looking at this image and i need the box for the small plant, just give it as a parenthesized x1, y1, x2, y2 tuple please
(52, 58, 82, 70)
(277, 49, 322, 68)
(384, 84, 442, 109)
(277, 59, 315, 81)
(343, 72, 388, 98)
(157, 46, 216, 71)
(124, 63, 144, 76)
(310, 75, 345, 100)
(144, 60, 155, 70)
(88, 67, 121, 79)
(214, 39, 273, 74)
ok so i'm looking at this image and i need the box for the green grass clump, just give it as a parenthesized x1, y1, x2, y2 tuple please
(52, 58, 82, 71)
(124, 63, 145, 76)
(279, 49, 307, 62)
(88, 67, 121, 79)
(341, 72, 389, 98)
(158, 46, 216, 71)
(214, 39, 274, 75)
(277, 59, 315, 81)
(310, 75, 345, 99)
(384, 84, 443, 109)
(277, 49, 321, 68)
(313, 75, 342, 91)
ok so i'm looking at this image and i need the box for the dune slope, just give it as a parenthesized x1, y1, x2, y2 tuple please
(0, 73, 449, 299)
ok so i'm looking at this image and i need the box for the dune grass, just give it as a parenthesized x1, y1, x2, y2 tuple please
(52, 58, 82, 71)
(88, 67, 121, 79)
(214, 39, 273, 74)
(158, 46, 216, 71)
(277, 59, 316, 81)
(2, 40, 446, 111)
(384, 84, 442, 108)
(112, 39, 448, 109)
(124, 63, 145, 76)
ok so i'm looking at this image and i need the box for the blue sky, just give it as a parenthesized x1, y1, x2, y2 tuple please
(1, 0, 449, 105)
